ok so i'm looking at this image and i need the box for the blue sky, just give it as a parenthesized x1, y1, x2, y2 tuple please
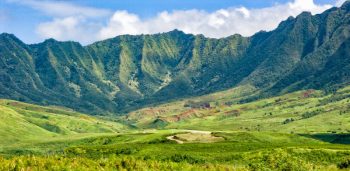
(0, 0, 344, 44)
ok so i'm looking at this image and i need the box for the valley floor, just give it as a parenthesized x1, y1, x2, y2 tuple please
(2, 129, 350, 170)
(1, 86, 350, 170)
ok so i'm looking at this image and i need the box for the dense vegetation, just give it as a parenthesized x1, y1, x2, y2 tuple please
(0, 2, 349, 115)
(1, 1, 350, 170)
(1, 84, 350, 170)
(2, 129, 350, 170)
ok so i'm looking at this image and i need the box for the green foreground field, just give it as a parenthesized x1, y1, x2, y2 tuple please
(1, 86, 350, 170)
(2, 130, 350, 170)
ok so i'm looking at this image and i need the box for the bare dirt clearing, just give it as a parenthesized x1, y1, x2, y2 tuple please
(167, 130, 224, 144)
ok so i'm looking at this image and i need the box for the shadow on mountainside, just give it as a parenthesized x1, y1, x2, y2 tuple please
(299, 133, 350, 144)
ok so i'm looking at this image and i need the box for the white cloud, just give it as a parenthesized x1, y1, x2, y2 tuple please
(6, 0, 109, 44)
(36, 16, 103, 44)
(97, 0, 332, 40)
(21, 0, 339, 44)
(98, 11, 142, 39)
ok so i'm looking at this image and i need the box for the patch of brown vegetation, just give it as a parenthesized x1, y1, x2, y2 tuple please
(161, 109, 199, 122)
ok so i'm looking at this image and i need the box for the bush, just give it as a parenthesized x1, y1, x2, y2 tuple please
(0, 155, 225, 171)
(283, 118, 295, 124)
(245, 149, 314, 171)
(168, 154, 205, 164)
(338, 158, 350, 169)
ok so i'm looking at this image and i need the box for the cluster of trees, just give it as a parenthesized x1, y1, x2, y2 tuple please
(301, 109, 324, 119)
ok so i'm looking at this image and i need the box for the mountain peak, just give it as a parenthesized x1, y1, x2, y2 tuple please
(166, 29, 186, 35)
(296, 11, 312, 19)
(0, 33, 18, 40)
(169, 29, 183, 33)
(341, 0, 350, 10)
(43, 38, 58, 43)
(0, 33, 24, 45)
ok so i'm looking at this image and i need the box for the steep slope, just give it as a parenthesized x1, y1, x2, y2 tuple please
(239, 3, 350, 91)
(0, 35, 120, 114)
(87, 31, 250, 110)
(30, 39, 121, 114)
(0, 2, 349, 115)
(0, 34, 47, 102)
(269, 3, 350, 93)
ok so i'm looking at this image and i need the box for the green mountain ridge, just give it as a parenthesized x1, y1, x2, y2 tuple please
(0, 2, 349, 115)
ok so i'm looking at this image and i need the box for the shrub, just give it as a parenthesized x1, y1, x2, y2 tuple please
(168, 154, 205, 164)
(283, 118, 295, 124)
(245, 149, 314, 171)
(338, 158, 350, 169)
(0, 155, 227, 171)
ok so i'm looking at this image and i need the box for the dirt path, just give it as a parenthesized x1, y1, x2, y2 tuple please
(166, 135, 184, 144)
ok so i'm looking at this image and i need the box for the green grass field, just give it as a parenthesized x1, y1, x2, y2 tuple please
(1, 86, 350, 170)
(126, 86, 350, 134)
(0, 99, 129, 147)
(2, 130, 350, 170)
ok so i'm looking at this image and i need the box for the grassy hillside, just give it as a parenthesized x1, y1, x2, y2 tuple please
(125, 85, 350, 133)
(1, 87, 350, 170)
(0, 99, 127, 147)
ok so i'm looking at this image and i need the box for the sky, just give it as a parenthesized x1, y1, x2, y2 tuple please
(0, 0, 346, 45)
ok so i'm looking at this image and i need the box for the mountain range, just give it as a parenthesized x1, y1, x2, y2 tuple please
(1, 2, 349, 115)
